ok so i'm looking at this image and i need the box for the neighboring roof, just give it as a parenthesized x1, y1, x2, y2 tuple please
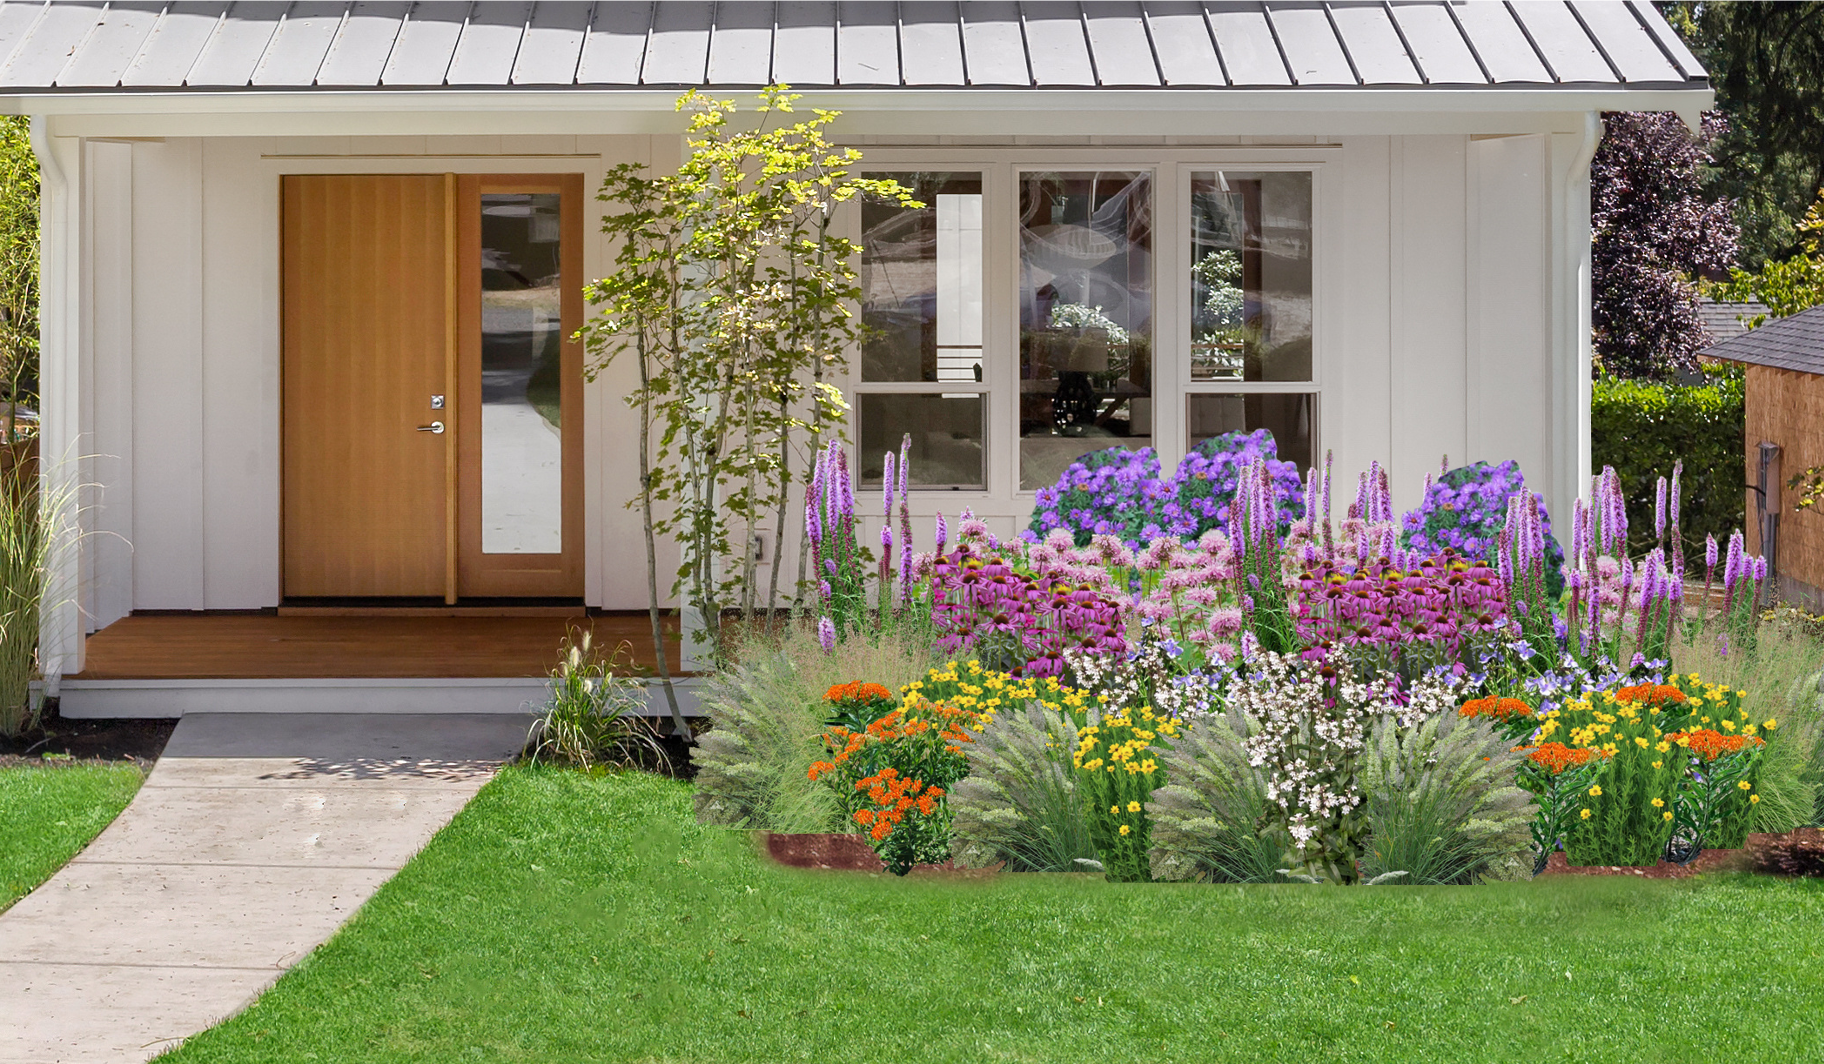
(1702, 305, 1824, 377)
(1698, 297, 1770, 347)
(0, 0, 1707, 93)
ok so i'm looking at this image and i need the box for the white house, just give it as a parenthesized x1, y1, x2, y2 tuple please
(0, 0, 1711, 715)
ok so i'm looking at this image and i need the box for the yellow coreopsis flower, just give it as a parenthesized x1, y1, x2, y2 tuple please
(1119, 824, 1131, 835)
(1751, 794, 1761, 804)
(1651, 798, 1665, 808)
(1663, 811, 1675, 821)
(1766, 719, 1779, 730)
(1738, 780, 1753, 791)
(1588, 785, 1603, 797)
(1652, 761, 1664, 770)
(1127, 801, 1142, 813)
(1580, 809, 1592, 820)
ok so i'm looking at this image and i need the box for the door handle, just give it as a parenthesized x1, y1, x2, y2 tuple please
(417, 421, 445, 434)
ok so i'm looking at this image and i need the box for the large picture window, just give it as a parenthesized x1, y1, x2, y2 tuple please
(851, 158, 1320, 499)
(856, 172, 986, 490)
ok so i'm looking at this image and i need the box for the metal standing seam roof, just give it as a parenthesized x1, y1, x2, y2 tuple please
(1702, 305, 1824, 378)
(0, 0, 1707, 93)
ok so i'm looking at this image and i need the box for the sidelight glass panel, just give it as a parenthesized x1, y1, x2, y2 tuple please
(1189, 171, 1313, 382)
(480, 192, 564, 554)
(858, 393, 985, 490)
(1019, 171, 1153, 490)
(860, 173, 985, 384)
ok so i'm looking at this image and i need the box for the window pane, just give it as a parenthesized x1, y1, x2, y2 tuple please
(480, 192, 564, 554)
(1190, 171, 1312, 382)
(858, 393, 985, 490)
(861, 173, 985, 383)
(1019, 171, 1153, 490)
(1186, 393, 1315, 471)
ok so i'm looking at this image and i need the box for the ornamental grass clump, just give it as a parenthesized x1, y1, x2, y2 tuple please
(949, 692, 1098, 872)
(1358, 712, 1535, 884)
(691, 624, 934, 832)
(1146, 711, 1281, 883)
(526, 631, 670, 772)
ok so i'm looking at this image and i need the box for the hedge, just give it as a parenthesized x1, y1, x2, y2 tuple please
(1590, 366, 1745, 560)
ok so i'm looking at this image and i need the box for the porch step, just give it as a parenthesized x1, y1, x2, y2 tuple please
(54, 677, 704, 719)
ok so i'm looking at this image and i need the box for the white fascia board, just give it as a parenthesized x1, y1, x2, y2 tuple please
(3, 85, 1713, 139)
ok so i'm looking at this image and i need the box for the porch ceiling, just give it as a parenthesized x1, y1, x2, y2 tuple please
(0, 1, 1707, 95)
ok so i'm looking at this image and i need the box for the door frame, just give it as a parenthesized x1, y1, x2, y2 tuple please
(455, 172, 586, 599)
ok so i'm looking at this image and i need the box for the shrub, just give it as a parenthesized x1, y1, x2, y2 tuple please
(1358, 713, 1535, 884)
(1590, 366, 1744, 557)
(949, 699, 1097, 872)
(1399, 461, 1566, 597)
(1024, 431, 1304, 549)
(1146, 712, 1282, 883)
(525, 631, 669, 772)
(690, 626, 934, 832)
(1159, 430, 1305, 543)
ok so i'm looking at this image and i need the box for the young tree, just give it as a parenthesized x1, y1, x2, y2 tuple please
(1591, 111, 1739, 379)
(582, 88, 910, 722)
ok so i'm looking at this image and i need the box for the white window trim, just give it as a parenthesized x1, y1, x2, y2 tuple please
(848, 147, 1338, 509)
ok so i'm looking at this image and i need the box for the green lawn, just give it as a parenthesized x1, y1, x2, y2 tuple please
(1, 761, 144, 910)
(162, 767, 1824, 1064)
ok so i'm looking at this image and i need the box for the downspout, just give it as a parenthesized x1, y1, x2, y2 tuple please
(29, 116, 82, 690)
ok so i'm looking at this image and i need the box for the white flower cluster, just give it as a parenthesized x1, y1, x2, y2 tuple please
(1226, 651, 1462, 851)
(1060, 641, 1176, 717)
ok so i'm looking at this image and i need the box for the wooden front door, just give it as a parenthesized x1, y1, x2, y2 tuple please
(281, 173, 583, 602)
(282, 174, 455, 598)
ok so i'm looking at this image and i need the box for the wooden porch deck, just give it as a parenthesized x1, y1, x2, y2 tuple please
(74, 612, 681, 680)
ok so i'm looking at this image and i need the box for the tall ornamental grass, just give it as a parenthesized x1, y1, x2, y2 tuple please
(0, 451, 47, 737)
(1672, 616, 1824, 830)
(690, 624, 937, 832)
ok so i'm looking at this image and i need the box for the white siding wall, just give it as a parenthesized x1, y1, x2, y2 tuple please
(79, 128, 1568, 622)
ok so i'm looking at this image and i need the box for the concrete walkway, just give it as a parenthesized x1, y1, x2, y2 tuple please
(0, 713, 530, 1064)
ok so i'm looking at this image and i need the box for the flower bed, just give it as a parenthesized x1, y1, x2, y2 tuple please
(695, 434, 1820, 887)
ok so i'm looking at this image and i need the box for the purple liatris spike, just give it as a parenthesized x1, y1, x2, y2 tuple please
(1670, 461, 1682, 534)
(1705, 533, 1718, 570)
(1754, 556, 1768, 583)
(1655, 477, 1667, 541)
(898, 433, 910, 499)
(934, 512, 948, 555)
(817, 616, 836, 652)
(881, 452, 896, 521)
(881, 523, 893, 551)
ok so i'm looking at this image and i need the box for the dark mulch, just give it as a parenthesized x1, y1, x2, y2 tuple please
(1541, 830, 1824, 879)
(759, 832, 998, 878)
(0, 699, 174, 768)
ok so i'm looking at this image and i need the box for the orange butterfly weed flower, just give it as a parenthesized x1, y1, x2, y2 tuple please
(1615, 684, 1687, 707)
(1672, 728, 1764, 761)
(1459, 697, 1534, 722)
(825, 681, 893, 704)
(1521, 742, 1601, 774)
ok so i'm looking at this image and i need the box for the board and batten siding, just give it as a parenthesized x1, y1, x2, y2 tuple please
(77, 130, 1570, 626)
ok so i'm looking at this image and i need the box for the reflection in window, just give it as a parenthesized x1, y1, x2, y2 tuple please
(858, 394, 984, 490)
(1190, 172, 1312, 382)
(480, 193, 563, 554)
(861, 173, 984, 384)
(1186, 393, 1315, 472)
(1019, 171, 1153, 490)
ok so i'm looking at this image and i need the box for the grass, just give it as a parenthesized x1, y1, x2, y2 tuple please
(161, 767, 1824, 1064)
(0, 761, 144, 910)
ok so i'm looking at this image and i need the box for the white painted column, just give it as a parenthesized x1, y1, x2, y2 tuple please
(31, 118, 85, 683)
(1549, 113, 1602, 533)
